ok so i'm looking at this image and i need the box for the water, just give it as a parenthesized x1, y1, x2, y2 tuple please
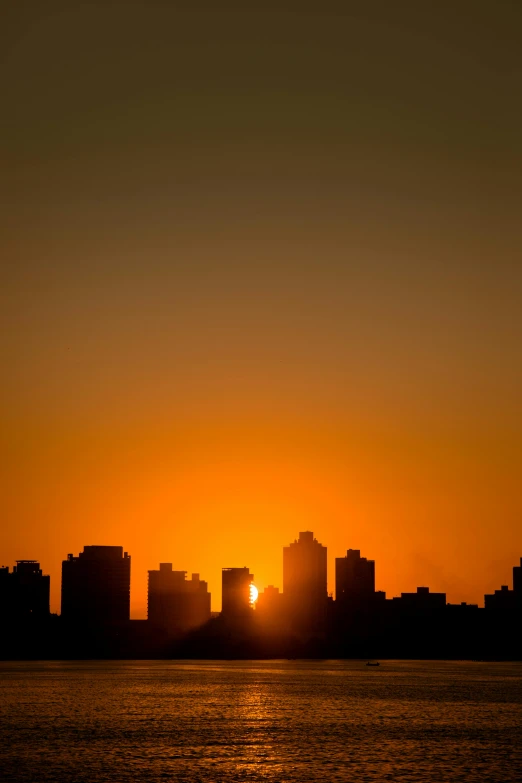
(1, 660, 521, 782)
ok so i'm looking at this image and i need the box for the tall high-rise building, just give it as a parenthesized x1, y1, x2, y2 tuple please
(283, 531, 327, 630)
(222, 567, 254, 617)
(147, 564, 211, 633)
(0, 561, 50, 619)
(335, 549, 375, 607)
(61, 546, 130, 625)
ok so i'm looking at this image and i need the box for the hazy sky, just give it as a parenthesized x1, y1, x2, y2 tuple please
(1, 1, 521, 615)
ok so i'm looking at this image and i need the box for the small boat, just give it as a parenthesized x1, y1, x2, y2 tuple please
(366, 661, 380, 666)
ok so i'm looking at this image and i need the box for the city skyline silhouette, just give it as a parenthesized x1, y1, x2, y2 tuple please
(2, 528, 520, 614)
(2, 522, 522, 615)
(3, 2, 522, 626)
(1, 529, 521, 660)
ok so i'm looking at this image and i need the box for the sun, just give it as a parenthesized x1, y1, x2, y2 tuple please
(249, 583, 258, 604)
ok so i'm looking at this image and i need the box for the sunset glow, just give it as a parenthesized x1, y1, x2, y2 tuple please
(1, 2, 521, 620)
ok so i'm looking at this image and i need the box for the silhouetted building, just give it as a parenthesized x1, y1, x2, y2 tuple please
(484, 557, 522, 612)
(283, 531, 327, 632)
(256, 585, 284, 627)
(222, 567, 254, 617)
(61, 546, 130, 625)
(484, 584, 516, 611)
(445, 601, 481, 640)
(256, 585, 281, 612)
(446, 601, 479, 611)
(336, 549, 375, 607)
(393, 586, 446, 610)
(0, 561, 50, 619)
(147, 564, 210, 634)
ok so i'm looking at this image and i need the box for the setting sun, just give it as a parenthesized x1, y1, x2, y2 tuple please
(250, 584, 258, 604)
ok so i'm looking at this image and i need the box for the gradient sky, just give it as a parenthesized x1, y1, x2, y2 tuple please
(1, 1, 521, 616)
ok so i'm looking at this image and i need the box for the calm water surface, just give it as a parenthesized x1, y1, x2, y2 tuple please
(1, 660, 521, 782)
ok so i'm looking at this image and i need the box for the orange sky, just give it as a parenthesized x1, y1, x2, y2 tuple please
(1, 3, 521, 615)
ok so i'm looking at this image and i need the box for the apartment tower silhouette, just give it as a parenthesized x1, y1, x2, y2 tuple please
(336, 549, 375, 608)
(221, 567, 254, 617)
(0, 560, 50, 619)
(61, 546, 130, 625)
(283, 531, 327, 631)
(147, 563, 211, 634)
